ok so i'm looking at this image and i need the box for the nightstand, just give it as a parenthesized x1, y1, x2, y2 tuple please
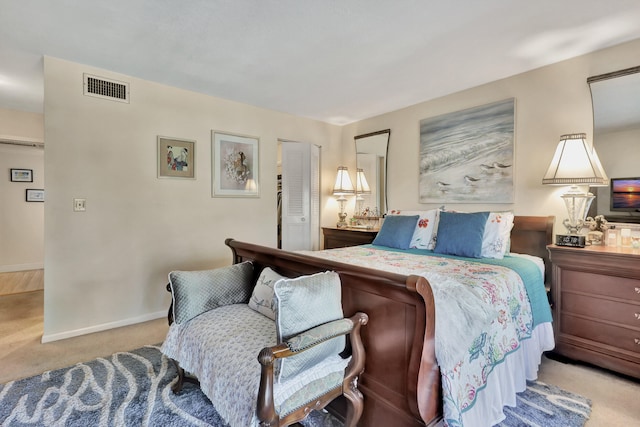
(322, 227, 378, 249)
(547, 244, 640, 379)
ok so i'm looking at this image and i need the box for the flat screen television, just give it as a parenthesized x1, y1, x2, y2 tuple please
(610, 177, 640, 212)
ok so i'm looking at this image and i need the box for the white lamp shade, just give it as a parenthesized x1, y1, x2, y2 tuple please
(542, 133, 608, 186)
(355, 168, 371, 194)
(332, 166, 354, 195)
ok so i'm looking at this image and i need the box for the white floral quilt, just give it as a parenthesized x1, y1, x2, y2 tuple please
(300, 246, 551, 426)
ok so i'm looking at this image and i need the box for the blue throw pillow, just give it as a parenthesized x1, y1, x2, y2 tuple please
(372, 215, 419, 249)
(434, 211, 489, 258)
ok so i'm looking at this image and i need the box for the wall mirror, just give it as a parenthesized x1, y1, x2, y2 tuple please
(355, 129, 390, 216)
(588, 66, 640, 222)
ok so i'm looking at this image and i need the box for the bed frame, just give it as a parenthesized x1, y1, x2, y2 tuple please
(225, 215, 554, 427)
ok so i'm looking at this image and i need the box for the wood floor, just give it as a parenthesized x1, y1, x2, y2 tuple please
(0, 269, 44, 296)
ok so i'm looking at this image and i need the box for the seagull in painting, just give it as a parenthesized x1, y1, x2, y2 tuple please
(436, 181, 451, 192)
(479, 163, 495, 172)
(492, 162, 512, 169)
(464, 175, 481, 185)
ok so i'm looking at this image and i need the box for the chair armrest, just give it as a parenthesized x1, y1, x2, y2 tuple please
(281, 317, 355, 356)
(256, 312, 368, 425)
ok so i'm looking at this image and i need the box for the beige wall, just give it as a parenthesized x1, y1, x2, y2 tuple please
(0, 108, 45, 272)
(42, 37, 640, 341)
(43, 57, 342, 341)
(340, 38, 640, 230)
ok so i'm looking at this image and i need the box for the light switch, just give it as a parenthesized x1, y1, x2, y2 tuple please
(73, 198, 86, 212)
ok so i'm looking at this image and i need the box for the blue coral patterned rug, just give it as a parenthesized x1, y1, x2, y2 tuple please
(0, 345, 591, 426)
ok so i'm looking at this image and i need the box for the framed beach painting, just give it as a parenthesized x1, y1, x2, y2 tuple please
(157, 136, 196, 179)
(212, 131, 259, 197)
(419, 98, 515, 203)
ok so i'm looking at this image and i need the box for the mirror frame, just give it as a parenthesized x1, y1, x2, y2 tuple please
(587, 65, 640, 223)
(355, 129, 390, 215)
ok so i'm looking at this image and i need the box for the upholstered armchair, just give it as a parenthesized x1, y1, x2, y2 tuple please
(161, 261, 368, 427)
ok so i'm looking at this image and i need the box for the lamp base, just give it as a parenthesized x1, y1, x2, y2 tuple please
(555, 234, 586, 247)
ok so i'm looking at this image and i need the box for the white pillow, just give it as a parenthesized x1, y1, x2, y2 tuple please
(388, 209, 439, 250)
(248, 267, 285, 320)
(274, 271, 344, 382)
(481, 212, 514, 259)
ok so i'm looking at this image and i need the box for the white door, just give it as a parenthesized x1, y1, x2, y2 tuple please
(280, 142, 320, 251)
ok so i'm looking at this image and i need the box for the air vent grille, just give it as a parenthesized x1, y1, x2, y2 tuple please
(83, 73, 129, 103)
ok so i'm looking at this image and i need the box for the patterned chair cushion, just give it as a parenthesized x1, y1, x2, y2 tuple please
(161, 303, 349, 426)
(274, 271, 345, 383)
(248, 267, 285, 320)
(169, 261, 254, 324)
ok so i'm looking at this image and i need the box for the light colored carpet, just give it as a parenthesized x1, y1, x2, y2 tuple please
(1, 290, 638, 426)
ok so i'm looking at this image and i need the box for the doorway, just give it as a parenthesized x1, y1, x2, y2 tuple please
(278, 140, 320, 251)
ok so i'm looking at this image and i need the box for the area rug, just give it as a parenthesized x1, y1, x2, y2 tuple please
(0, 345, 591, 427)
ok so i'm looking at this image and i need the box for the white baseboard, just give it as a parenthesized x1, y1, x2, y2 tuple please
(41, 310, 166, 343)
(0, 263, 44, 273)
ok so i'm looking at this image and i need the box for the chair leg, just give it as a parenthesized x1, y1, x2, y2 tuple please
(343, 376, 364, 427)
(170, 358, 186, 393)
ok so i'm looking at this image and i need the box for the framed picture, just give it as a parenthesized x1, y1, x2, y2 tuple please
(26, 189, 44, 202)
(212, 131, 260, 197)
(10, 168, 33, 182)
(419, 98, 515, 203)
(157, 136, 196, 179)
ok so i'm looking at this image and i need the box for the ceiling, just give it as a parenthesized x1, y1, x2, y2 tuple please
(2, 1, 640, 125)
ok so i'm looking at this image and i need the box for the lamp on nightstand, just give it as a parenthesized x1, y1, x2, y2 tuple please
(332, 166, 354, 228)
(355, 168, 371, 215)
(542, 133, 608, 244)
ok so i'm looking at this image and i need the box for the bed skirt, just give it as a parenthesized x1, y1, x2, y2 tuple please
(460, 323, 555, 427)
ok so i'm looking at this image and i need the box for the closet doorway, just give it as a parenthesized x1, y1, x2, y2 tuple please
(278, 141, 320, 251)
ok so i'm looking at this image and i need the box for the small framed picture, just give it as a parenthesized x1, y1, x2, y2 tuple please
(212, 131, 259, 197)
(10, 168, 33, 182)
(157, 136, 196, 179)
(26, 189, 44, 202)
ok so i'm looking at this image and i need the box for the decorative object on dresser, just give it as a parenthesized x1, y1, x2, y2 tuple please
(548, 244, 640, 379)
(322, 226, 377, 249)
(542, 133, 608, 244)
(332, 166, 355, 228)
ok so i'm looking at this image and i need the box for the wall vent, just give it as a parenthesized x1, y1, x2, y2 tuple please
(83, 73, 129, 103)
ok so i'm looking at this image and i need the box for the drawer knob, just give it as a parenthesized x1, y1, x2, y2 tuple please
(636, 313, 640, 320)
(636, 287, 640, 294)
(636, 339, 640, 345)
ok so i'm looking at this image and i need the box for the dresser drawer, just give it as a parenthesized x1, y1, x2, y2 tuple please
(562, 292, 640, 328)
(561, 269, 640, 301)
(561, 314, 640, 354)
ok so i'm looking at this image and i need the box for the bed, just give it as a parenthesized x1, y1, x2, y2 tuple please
(225, 213, 555, 427)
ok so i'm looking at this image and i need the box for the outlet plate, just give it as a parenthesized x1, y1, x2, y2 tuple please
(73, 198, 86, 212)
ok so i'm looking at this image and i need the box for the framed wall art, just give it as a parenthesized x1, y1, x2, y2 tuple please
(212, 131, 259, 197)
(26, 189, 44, 202)
(157, 136, 196, 179)
(419, 98, 515, 203)
(10, 168, 33, 182)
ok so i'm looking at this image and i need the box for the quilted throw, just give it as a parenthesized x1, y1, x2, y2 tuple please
(300, 246, 547, 426)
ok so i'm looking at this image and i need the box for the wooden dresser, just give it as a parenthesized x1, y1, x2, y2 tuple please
(322, 227, 377, 249)
(547, 244, 640, 379)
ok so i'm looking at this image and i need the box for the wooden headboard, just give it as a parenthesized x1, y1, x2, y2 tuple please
(510, 215, 554, 285)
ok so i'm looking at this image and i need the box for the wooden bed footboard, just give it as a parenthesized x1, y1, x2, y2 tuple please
(225, 239, 440, 427)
